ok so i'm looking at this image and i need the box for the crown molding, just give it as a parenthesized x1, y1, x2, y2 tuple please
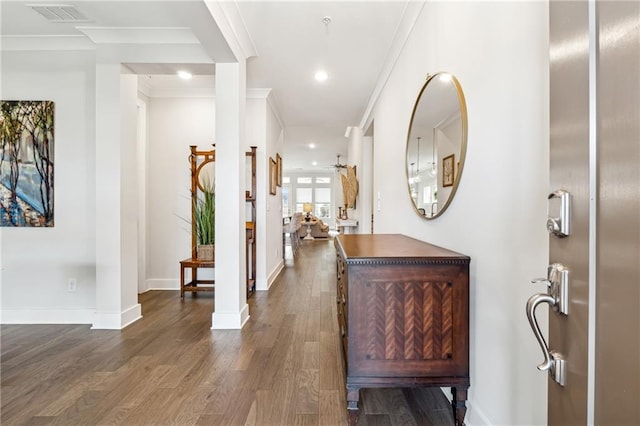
(76, 26, 199, 45)
(359, 0, 426, 132)
(204, 0, 257, 61)
(0, 35, 95, 51)
(143, 86, 215, 99)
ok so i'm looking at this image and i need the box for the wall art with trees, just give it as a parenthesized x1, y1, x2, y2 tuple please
(0, 100, 55, 227)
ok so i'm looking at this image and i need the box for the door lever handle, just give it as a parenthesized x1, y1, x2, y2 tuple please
(526, 293, 555, 371)
(526, 293, 567, 386)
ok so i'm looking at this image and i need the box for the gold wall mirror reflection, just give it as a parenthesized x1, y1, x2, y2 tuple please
(406, 72, 468, 219)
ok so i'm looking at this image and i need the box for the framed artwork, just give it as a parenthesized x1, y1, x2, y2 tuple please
(443, 154, 455, 187)
(276, 153, 282, 187)
(269, 157, 277, 195)
(0, 100, 55, 227)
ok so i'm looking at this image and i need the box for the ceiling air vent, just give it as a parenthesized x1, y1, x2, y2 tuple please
(28, 4, 91, 23)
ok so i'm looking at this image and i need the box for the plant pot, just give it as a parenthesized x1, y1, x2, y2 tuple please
(197, 244, 214, 261)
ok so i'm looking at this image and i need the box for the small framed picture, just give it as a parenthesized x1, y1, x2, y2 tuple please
(269, 157, 277, 195)
(443, 154, 455, 187)
(276, 153, 282, 187)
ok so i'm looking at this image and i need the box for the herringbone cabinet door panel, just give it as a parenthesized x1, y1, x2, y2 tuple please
(364, 281, 453, 361)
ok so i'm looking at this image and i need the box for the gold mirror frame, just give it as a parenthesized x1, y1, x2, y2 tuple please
(406, 72, 468, 219)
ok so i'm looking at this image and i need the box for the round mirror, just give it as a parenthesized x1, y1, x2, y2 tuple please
(196, 160, 215, 193)
(406, 72, 467, 219)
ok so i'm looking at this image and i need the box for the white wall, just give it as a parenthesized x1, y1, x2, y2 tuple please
(263, 97, 284, 287)
(247, 92, 284, 290)
(346, 127, 363, 229)
(370, 2, 549, 425)
(345, 128, 374, 234)
(145, 96, 216, 290)
(119, 73, 141, 320)
(1, 51, 97, 323)
(144, 92, 283, 293)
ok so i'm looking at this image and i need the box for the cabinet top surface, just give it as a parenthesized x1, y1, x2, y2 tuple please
(335, 234, 470, 264)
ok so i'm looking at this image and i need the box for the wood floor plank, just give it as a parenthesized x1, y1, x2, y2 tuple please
(302, 341, 320, 369)
(319, 291, 337, 333)
(244, 390, 274, 425)
(195, 413, 225, 425)
(121, 388, 183, 425)
(1, 239, 455, 426)
(304, 295, 321, 342)
(319, 389, 346, 425)
(295, 413, 319, 425)
(386, 388, 418, 426)
(319, 331, 341, 391)
(36, 371, 112, 416)
(294, 368, 319, 414)
(220, 386, 255, 425)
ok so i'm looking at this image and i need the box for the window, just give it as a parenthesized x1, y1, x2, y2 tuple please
(315, 188, 331, 203)
(288, 174, 334, 221)
(296, 188, 312, 202)
(282, 186, 290, 216)
(316, 203, 331, 218)
(314, 188, 331, 218)
(295, 187, 312, 213)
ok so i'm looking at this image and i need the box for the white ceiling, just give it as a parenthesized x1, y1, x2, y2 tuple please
(1, 0, 417, 172)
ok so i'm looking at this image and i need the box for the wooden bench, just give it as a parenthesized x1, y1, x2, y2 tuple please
(179, 258, 215, 299)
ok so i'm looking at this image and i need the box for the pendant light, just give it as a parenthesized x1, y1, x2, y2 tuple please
(428, 128, 437, 177)
(315, 16, 332, 82)
(414, 137, 422, 183)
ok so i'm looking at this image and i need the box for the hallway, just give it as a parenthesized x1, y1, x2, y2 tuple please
(1, 239, 453, 425)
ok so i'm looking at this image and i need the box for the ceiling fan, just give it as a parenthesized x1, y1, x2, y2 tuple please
(332, 154, 347, 172)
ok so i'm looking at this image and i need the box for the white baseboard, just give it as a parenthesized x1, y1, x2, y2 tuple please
(91, 303, 142, 330)
(1, 308, 94, 324)
(257, 260, 284, 291)
(145, 278, 178, 291)
(466, 399, 493, 426)
(211, 303, 250, 329)
(441, 388, 492, 426)
(121, 303, 142, 328)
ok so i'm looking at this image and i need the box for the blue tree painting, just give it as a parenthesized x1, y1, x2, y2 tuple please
(0, 100, 55, 227)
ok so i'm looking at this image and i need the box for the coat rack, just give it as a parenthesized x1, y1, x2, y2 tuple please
(179, 145, 257, 300)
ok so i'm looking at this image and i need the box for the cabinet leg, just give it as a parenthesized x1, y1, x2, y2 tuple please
(451, 386, 468, 426)
(346, 385, 360, 426)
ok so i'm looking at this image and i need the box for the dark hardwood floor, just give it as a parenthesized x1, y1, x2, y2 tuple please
(1, 239, 454, 425)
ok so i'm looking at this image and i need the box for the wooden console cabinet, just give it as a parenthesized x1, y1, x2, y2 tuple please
(334, 234, 470, 426)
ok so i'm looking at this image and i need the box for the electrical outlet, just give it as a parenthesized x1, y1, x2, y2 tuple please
(67, 278, 77, 292)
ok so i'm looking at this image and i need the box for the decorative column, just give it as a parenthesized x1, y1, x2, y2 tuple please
(93, 63, 141, 329)
(212, 61, 249, 329)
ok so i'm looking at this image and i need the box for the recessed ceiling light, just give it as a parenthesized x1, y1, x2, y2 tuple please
(309, 143, 316, 149)
(439, 73, 452, 83)
(177, 70, 192, 80)
(312, 161, 318, 166)
(314, 70, 328, 82)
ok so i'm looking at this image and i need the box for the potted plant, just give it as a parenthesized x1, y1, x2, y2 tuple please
(194, 183, 215, 260)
